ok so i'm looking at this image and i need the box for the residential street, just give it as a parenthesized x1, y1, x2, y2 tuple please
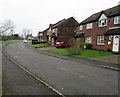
(2, 49, 59, 95)
(3, 42, 119, 95)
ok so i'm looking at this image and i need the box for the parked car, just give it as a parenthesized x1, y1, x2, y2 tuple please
(23, 40, 27, 43)
(56, 42, 70, 48)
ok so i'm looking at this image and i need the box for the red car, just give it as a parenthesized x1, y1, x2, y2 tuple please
(56, 42, 70, 48)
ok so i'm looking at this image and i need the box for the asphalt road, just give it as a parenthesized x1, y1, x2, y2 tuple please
(2, 48, 58, 95)
(3, 42, 119, 95)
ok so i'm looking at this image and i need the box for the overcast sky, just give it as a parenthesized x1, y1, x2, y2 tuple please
(0, 0, 119, 36)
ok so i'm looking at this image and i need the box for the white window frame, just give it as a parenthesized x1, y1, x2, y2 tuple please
(85, 37, 92, 43)
(52, 29, 55, 32)
(114, 16, 120, 24)
(79, 25, 83, 30)
(49, 36, 51, 41)
(109, 36, 112, 40)
(97, 36, 105, 45)
(40, 33, 43, 36)
(86, 23, 93, 29)
(98, 19, 107, 27)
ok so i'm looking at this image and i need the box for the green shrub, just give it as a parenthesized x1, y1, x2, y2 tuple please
(32, 39, 40, 44)
(68, 47, 81, 55)
(84, 43, 92, 49)
(32, 43, 51, 48)
(67, 38, 84, 55)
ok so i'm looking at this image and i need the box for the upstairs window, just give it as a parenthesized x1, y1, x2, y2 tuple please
(79, 25, 83, 30)
(114, 16, 120, 24)
(86, 23, 93, 29)
(98, 19, 107, 27)
(52, 29, 55, 32)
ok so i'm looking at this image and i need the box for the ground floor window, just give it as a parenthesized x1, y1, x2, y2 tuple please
(49, 36, 51, 41)
(85, 37, 92, 43)
(97, 36, 105, 45)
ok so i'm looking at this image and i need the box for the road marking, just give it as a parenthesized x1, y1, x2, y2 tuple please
(2, 49, 66, 97)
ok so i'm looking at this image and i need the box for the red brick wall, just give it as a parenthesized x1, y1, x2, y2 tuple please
(76, 17, 120, 51)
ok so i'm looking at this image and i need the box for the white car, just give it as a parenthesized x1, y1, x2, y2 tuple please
(23, 40, 27, 43)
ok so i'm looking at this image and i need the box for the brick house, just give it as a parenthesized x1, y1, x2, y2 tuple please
(46, 17, 78, 45)
(38, 28, 48, 42)
(75, 5, 120, 53)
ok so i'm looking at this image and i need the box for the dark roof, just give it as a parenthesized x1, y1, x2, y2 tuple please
(78, 5, 120, 25)
(51, 17, 78, 29)
(51, 19, 66, 29)
(105, 27, 120, 35)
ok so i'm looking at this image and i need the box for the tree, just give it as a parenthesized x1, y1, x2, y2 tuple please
(68, 38, 84, 55)
(22, 28, 32, 39)
(0, 19, 15, 35)
(0, 19, 15, 40)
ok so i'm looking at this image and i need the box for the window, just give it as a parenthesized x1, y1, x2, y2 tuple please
(114, 16, 120, 24)
(97, 36, 105, 45)
(49, 36, 51, 41)
(79, 25, 83, 30)
(85, 37, 92, 43)
(98, 19, 107, 27)
(40, 33, 43, 36)
(109, 36, 112, 40)
(86, 23, 93, 29)
(52, 29, 55, 32)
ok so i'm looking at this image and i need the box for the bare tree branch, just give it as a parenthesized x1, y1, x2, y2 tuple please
(0, 19, 15, 35)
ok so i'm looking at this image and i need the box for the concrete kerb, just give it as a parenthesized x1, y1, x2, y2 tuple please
(2, 42, 66, 97)
(26, 44, 120, 71)
(41, 52, 120, 71)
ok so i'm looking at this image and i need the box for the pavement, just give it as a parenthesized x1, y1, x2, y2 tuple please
(26, 43, 120, 71)
(91, 54, 120, 63)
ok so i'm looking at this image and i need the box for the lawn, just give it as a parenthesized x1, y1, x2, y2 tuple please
(113, 62, 120, 65)
(0, 40, 22, 44)
(45, 48, 112, 58)
(32, 43, 52, 48)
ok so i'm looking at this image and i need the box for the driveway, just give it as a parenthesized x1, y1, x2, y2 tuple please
(3, 42, 119, 95)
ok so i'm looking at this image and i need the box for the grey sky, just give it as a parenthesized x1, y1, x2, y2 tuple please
(0, 0, 119, 36)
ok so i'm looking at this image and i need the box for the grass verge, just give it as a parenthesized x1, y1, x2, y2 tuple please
(44, 48, 112, 58)
(0, 40, 22, 44)
(113, 62, 120, 65)
(32, 43, 51, 48)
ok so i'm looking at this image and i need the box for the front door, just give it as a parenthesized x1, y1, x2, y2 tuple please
(112, 35, 120, 52)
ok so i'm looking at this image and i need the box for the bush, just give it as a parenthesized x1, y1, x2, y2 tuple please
(84, 43, 92, 49)
(67, 38, 84, 55)
(32, 43, 51, 48)
(32, 39, 40, 44)
(68, 47, 81, 55)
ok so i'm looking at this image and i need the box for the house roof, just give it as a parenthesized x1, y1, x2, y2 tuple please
(105, 27, 120, 35)
(51, 19, 66, 29)
(51, 17, 78, 29)
(78, 5, 120, 25)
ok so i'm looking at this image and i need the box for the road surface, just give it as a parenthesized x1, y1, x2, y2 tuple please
(3, 42, 119, 95)
(2, 49, 59, 95)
